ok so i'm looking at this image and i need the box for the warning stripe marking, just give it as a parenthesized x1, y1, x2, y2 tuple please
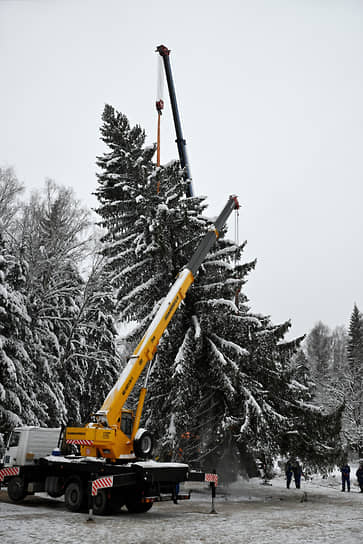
(0, 467, 20, 482)
(204, 473, 218, 486)
(92, 476, 113, 496)
(66, 439, 94, 446)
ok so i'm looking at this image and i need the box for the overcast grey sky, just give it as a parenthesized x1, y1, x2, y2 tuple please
(1, 0, 363, 339)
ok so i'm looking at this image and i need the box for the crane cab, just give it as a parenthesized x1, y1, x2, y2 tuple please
(120, 409, 134, 437)
(65, 407, 153, 462)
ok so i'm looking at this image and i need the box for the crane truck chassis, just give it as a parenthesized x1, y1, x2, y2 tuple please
(0, 443, 216, 515)
(0, 195, 238, 515)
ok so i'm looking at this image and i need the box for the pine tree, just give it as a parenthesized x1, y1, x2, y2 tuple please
(345, 304, 363, 455)
(306, 321, 332, 379)
(347, 304, 363, 373)
(95, 105, 208, 324)
(16, 181, 91, 426)
(1, 175, 120, 438)
(278, 331, 343, 469)
(95, 105, 214, 428)
(292, 349, 312, 385)
(55, 261, 88, 424)
(330, 325, 348, 379)
(0, 234, 39, 447)
(95, 106, 342, 475)
(78, 256, 120, 422)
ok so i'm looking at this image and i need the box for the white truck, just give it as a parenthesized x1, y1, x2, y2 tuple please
(2, 427, 61, 467)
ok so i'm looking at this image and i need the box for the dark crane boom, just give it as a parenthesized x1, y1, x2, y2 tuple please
(156, 45, 194, 198)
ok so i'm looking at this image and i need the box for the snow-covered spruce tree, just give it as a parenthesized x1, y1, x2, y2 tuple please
(347, 304, 363, 376)
(245, 322, 342, 470)
(95, 106, 342, 473)
(159, 282, 342, 472)
(53, 261, 89, 424)
(0, 233, 39, 447)
(301, 323, 346, 415)
(141, 204, 342, 471)
(12, 181, 120, 427)
(305, 321, 332, 383)
(16, 181, 92, 425)
(344, 304, 363, 456)
(146, 237, 255, 465)
(78, 255, 121, 422)
(95, 105, 213, 408)
(331, 326, 348, 376)
(95, 105, 207, 323)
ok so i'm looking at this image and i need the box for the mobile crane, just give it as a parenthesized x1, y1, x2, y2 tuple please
(1, 195, 239, 515)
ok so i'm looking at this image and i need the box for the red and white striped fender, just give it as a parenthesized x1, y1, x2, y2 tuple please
(92, 476, 113, 496)
(66, 439, 94, 446)
(204, 473, 218, 486)
(0, 466, 20, 482)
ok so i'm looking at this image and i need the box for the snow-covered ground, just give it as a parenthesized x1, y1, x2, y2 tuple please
(1, 473, 363, 544)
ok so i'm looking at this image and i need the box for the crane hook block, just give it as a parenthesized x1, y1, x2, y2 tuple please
(232, 196, 240, 210)
(156, 45, 170, 57)
(156, 99, 164, 113)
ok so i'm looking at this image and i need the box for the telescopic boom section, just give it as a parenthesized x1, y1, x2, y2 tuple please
(156, 44, 194, 198)
(66, 195, 239, 460)
(95, 267, 194, 428)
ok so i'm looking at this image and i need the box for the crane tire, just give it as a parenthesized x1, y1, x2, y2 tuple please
(93, 489, 110, 515)
(64, 481, 85, 512)
(8, 476, 27, 502)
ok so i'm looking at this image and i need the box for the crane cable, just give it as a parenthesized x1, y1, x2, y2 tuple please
(155, 55, 164, 192)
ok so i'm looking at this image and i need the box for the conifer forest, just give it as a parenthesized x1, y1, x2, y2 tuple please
(1, 106, 362, 479)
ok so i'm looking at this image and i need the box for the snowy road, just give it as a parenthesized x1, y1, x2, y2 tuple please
(1, 477, 362, 544)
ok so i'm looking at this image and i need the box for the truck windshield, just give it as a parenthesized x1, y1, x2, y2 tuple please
(8, 431, 20, 448)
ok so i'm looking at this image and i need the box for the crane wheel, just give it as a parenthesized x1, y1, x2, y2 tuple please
(93, 489, 111, 515)
(64, 480, 85, 512)
(8, 476, 27, 502)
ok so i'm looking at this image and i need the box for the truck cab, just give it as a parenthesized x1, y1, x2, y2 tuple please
(3, 427, 61, 467)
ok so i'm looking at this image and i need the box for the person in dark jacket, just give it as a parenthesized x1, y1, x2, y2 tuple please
(340, 463, 350, 492)
(285, 460, 293, 489)
(356, 462, 363, 492)
(293, 461, 303, 489)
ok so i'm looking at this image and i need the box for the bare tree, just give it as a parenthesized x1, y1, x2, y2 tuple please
(17, 179, 91, 291)
(0, 166, 24, 238)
